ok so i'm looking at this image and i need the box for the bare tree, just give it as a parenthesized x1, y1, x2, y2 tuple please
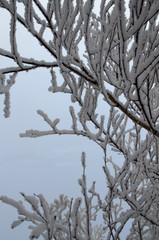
(0, 0, 159, 239)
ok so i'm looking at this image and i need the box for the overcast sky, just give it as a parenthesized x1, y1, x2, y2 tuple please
(0, 4, 109, 239)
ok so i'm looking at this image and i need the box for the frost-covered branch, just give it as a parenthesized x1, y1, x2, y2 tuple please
(0, 156, 106, 240)
(1, 0, 159, 239)
(1, 0, 159, 136)
(0, 72, 16, 117)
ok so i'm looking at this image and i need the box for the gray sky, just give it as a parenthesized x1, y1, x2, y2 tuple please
(0, 5, 106, 239)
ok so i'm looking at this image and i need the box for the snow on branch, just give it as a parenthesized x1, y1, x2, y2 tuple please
(10, 0, 24, 68)
(0, 72, 16, 117)
(1, 0, 159, 239)
(2, 149, 159, 239)
(0, 155, 108, 240)
(1, 0, 159, 136)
